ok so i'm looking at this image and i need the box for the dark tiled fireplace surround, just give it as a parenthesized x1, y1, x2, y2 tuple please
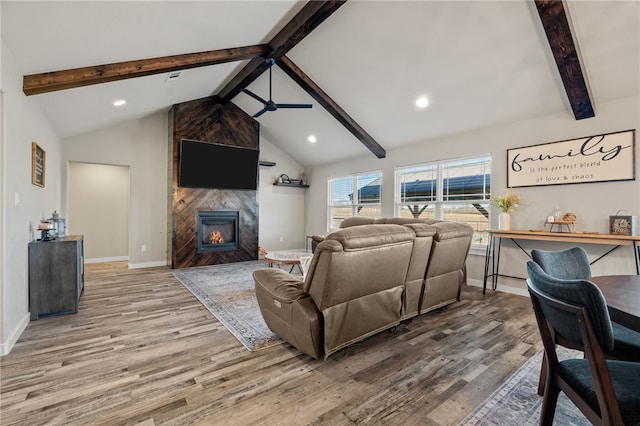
(170, 98, 259, 269)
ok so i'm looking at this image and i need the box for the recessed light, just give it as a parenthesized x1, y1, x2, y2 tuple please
(113, 99, 126, 107)
(415, 96, 429, 109)
(308, 135, 317, 143)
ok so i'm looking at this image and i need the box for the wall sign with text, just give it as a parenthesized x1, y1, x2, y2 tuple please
(507, 129, 635, 188)
(31, 142, 46, 187)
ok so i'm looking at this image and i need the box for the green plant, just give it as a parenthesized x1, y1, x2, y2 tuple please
(491, 189, 521, 213)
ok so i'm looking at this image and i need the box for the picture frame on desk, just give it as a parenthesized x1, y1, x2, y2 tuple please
(507, 129, 635, 188)
(610, 215, 638, 236)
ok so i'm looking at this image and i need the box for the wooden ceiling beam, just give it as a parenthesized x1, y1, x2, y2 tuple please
(23, 44, 268, 96)
(535, 0, 594, 120)
(216, 0, 347, 104)
(277, 55, 386, 159)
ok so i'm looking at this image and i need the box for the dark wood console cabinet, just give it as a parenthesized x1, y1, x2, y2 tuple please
(28, 235, 84, 320)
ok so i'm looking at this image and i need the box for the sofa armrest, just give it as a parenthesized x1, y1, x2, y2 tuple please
(253, 268, 323, 359)
(253, 269, 306, 303)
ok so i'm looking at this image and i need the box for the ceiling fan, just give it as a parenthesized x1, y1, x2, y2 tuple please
(242, 58, 312, 118)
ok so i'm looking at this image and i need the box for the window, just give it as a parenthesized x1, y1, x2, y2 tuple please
(395, 155, 491, 245)
(328, 171, 382, 231)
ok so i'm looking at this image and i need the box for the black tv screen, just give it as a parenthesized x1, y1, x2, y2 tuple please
(178, 140, 259, 190)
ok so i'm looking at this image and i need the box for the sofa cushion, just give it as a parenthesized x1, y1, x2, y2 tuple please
(308, 225, 415, 309)
(431, 221, 474, 241)
(339, 216, 376, 228)
(328, 223, 416, 250)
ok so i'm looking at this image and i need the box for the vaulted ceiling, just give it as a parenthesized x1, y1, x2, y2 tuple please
(2, 1, 638, 167)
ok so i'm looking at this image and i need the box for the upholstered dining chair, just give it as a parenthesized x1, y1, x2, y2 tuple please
(531, 246, 592, 280)
(526, 261, 640, 426)
(531, 247, 640, 396)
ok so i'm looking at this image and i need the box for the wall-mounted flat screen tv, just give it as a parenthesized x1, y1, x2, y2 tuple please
(178, 139, 259, 190)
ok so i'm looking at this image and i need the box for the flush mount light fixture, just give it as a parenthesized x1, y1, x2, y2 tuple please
(415, 96, 429, 109)
(166, 71, 182, 81)
(113, 99, 127, 107)
(307, 135, 317, 143)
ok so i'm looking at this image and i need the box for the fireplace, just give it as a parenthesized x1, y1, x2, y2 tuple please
(197, 210, 239, 253)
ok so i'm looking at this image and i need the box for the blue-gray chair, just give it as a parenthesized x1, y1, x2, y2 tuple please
(531, 246, 592, 280)
(526, 261, 640, 425)
(531, 247, 640, 395)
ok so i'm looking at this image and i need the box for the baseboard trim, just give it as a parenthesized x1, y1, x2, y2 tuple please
(1, 312, 30, 356)
(467, 278, 529, 297)
(85, 256, 129, 264)
(128, 260, 168, 269)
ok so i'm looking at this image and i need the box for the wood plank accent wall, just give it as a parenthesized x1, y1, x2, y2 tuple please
(169, 97, 259, 269)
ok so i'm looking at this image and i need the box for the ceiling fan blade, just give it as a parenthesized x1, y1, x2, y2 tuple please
(253, 107, 270, 118)
(242, 88, 268, 105)
(275, 103, 313, 109)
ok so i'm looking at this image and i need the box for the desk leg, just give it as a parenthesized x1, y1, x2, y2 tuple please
(483, 234, 493, 295)
(634, 241, 640, 275)
(494, 239, 502, 291)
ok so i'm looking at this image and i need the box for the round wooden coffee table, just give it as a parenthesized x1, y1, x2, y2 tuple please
(264, 251, 308, 274)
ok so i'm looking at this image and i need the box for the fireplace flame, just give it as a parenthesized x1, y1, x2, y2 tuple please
(209, 230, 225, 244)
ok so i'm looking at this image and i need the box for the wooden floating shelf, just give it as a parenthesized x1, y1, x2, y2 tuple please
(273, 182, 309, 188)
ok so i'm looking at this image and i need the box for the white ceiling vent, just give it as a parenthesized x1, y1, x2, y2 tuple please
(166, 71, 182, 82)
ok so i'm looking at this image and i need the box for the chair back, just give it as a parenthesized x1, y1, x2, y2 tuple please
(525, 261, 613, 352)
(531, 246, 591, 280)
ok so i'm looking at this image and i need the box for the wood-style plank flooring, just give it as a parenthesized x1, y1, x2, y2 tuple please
(1, 261, 542, 425)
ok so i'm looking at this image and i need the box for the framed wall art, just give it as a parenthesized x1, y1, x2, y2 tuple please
(31, 142, 46, 187)
(507, 129, 635, 188)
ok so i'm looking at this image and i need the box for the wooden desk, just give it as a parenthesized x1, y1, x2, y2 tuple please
(591, 275, 640, 332)
(483, 230, 640, 294)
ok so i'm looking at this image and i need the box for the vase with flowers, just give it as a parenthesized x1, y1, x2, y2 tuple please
(491, 188, 521, 230)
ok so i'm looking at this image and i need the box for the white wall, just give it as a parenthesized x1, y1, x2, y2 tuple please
(1, 41, 63, 354)
(258, 136, 306, 251)
(62, 112, 169, 269)
(67, 162, 130, 262)
(305, 96, 640, 293)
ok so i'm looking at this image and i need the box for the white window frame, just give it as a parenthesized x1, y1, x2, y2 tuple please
(327, 170, 382, 231)
(394, 154, 491, 245)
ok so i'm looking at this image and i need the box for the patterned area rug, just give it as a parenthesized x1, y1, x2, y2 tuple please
(459, 348, 589, 425)
(173, 260, 287, 352)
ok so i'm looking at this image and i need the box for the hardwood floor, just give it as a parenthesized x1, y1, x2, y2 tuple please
(1, 261, 542, 425)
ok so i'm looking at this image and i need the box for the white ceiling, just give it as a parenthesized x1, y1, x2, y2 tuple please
(2, 1, 638, 167)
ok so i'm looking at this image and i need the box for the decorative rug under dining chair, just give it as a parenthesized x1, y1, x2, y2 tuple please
(459, 347, 588, 425)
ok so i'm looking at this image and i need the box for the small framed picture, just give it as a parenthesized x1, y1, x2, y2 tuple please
(609, 214, 638, 236)
(32, 142, 45, 187)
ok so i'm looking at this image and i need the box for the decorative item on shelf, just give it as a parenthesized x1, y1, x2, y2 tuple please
(277, 174, 290, 184)
(609, 209, 638, 236)
(553, 206, 563, 222)
(544, 212, 576, 233)
(47, 210, 66, 237)
(258, 246, 267, 259)
(37, 220, 54, 241)
(498, 212, 511, 231)
(491, 188, 521, 230)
